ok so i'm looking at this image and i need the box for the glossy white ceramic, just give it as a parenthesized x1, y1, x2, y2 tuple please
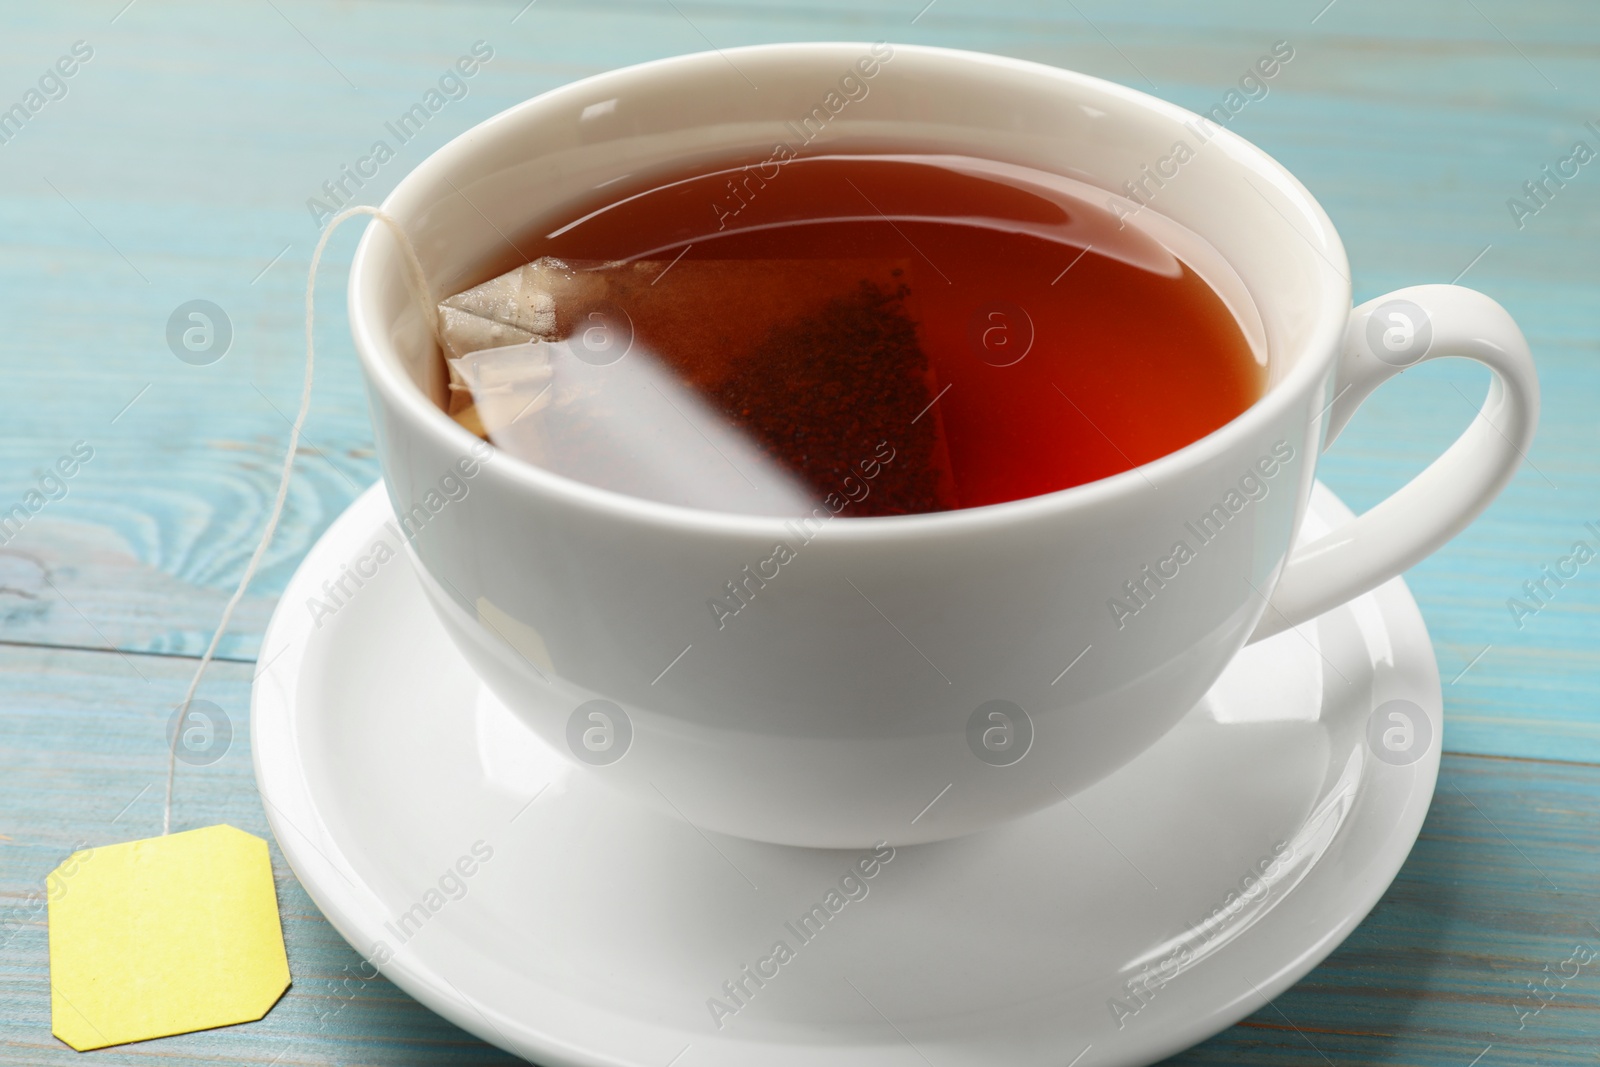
(346, 43, 1531, 846)
(254, 481, 1442, 1067)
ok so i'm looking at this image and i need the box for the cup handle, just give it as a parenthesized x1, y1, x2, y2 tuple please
(1248, 284, 1539, 642)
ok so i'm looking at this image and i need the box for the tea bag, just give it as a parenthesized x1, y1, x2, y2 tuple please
(439, 256, 959, 516)
(437, 257, 605, 400)
(450, 337, 815, 514)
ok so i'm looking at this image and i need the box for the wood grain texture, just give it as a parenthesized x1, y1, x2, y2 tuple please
(1, 0, 1596, 1063)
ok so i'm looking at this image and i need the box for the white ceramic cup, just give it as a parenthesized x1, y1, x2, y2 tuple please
(349, 43, 1537, 848)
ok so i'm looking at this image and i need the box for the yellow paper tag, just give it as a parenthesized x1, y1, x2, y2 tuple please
(47, 824, 291, 1051)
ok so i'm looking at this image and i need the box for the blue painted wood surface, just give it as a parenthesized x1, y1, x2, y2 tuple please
(1, 1, 1597, 1063)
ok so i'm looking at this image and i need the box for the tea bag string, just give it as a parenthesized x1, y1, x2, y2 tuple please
(162, 205, 441, 835)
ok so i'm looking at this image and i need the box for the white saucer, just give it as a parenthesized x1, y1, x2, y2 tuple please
(253, 482, 1440, 1067)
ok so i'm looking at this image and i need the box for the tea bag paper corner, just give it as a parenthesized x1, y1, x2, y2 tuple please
(48, 823, 291, 1051)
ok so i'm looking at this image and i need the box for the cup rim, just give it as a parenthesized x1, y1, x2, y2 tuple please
(350, 41, 1352, 540)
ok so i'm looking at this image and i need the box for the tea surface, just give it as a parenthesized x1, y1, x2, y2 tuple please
(449, 153, 1264, 515)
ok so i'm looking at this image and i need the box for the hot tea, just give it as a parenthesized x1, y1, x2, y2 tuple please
(437, 152, 1264, 516)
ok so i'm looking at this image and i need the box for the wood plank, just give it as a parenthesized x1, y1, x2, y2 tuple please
(2, 2, 1598, 1062)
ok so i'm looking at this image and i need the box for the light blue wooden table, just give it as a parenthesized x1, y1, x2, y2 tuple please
(2, 1, 1597, 1063)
